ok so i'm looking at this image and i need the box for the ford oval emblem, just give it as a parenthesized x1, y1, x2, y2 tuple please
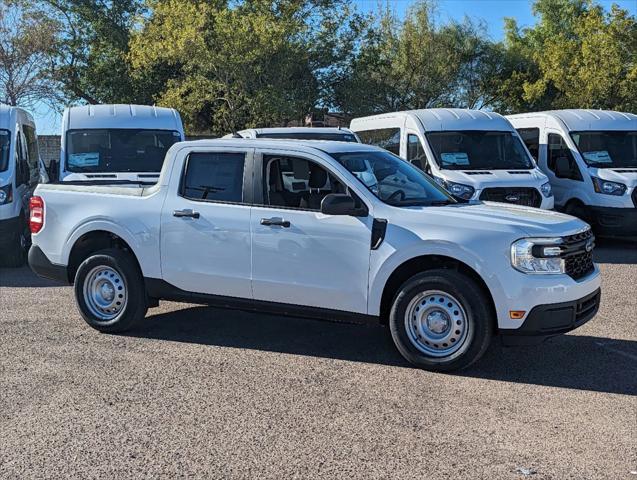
(505, 194, 520, 202)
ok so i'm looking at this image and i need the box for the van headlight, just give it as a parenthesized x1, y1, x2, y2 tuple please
(435, 178, 475, 200)
(0, 184, 12, 205)
(591, 176, 626, 196)
(540, 182, 552, 197)
(511, 238, 565, 274)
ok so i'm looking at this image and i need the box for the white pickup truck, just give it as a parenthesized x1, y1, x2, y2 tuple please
(28, 139, 601, 371)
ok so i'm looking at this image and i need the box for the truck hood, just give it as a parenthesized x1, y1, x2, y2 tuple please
(439, 168, 548, 189)
(395, 201, 588, 238)
(590, 167, 637, 188)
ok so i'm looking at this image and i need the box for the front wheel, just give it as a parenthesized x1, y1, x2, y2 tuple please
(389, 269, 493, 372)
(74, 248, 148, 333)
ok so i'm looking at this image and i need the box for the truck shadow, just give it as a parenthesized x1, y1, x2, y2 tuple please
(0, 267, 64, 287)
(129, 306, 636, 396)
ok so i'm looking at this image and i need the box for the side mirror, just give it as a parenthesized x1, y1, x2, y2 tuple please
(554, 156, 572, 178)
(321, 193, 366, 216)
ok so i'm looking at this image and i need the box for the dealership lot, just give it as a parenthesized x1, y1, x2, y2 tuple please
(0, 240, 635, 479)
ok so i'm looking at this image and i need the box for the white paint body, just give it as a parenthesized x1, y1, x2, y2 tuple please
(350, 109, 554, 209)
(507, 110, 637, 209)
(0, 105, 41, 223)
(59, 104, 185, 183)
(32, 139, 600, 331)
(224, 127, 360, 143)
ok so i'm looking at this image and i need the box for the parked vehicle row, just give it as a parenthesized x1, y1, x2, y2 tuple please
(28, 138, 601, 371)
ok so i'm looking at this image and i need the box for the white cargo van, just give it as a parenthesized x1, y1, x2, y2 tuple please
(225, 127, 360, 143)
(508, 110, 637, 238)
(54, 104, 185, 184)
(350, 109, 554, 209)
(0, 105, 42, 266)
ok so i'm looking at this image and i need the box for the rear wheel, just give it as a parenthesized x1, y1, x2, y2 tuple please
(389, 269, 493, 372)
(0, 217, 28, 268)
(74, 248, 148, 333)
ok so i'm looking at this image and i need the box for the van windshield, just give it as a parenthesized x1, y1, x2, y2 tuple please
(331, 150, 455, 207)
(256, 132, 358, 142)
(426, 131, 534, 170)
(0, 130, 9, 172)
(66, 129, 182, 173)
(570, 131, 637, 168)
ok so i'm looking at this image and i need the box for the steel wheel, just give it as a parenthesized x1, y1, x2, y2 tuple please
(82, 266, 128, 321)
(404, 289, 469, 357)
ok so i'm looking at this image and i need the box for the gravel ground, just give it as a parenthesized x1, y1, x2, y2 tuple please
(0, 240, 635, 479)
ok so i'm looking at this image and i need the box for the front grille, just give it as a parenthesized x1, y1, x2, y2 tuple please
(562, 229, 595, 280)
(480, 187, 542, 207)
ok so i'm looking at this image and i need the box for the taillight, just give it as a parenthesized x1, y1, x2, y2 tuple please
(29, 196, 44, 234)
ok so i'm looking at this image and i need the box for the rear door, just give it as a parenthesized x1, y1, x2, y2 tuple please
(250, 149, 373, 314)
(160, 146, 254, 298)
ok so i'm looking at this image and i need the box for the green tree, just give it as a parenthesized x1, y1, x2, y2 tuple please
(129, 0, 350, 135)
(499, 0, 637, 112)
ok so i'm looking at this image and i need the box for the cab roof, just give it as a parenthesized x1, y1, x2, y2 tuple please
(508, 109, 637, 132)
(176, 138, 381, 155)
(0, 104, 35, 131)
(351, 108, 514, 132)
(64, 104, 184, 133)
(239, 127, 356, 135)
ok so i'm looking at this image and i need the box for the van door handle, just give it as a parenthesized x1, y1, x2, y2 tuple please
(260, 218, 290, 228)
(173, 209, 200, 219)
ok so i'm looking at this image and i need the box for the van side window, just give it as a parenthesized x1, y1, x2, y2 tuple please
(262, 155, 346, 211)
(407, 134, 428, 171)
(547, 134, 582, 181)
(357, 128, 400, 155)
(23, 125, 40, 180)
(517, 128, 539, 161)
(15, 132, 29, 185)
(181, 152, 246, 203)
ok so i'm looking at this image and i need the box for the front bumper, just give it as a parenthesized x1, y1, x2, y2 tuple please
(28, 245, 70, 284)
(587, 206, 637, 238)
(500, 288, 601, 345)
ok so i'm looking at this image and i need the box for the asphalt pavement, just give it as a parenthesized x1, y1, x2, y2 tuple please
(0, 239, 635, 479)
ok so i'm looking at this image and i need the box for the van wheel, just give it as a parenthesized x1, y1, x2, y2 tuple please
(564, 200, 589, 222)
(0, 218, 28, 267)
(74, 248, 148, 333)
(389, 269, 493, 372)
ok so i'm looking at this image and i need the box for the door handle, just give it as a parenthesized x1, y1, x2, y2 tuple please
(260, 217, 291, 228)
(173, 209, 200, 219)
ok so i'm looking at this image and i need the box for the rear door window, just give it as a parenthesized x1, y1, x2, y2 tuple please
(181, 152, 247, 203)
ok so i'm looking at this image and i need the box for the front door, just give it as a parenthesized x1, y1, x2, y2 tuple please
(161, 147, 254, 298)
(250, 151, 373, 314)
(543, 130, 584, 206)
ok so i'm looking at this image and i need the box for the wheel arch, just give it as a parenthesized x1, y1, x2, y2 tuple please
(375, 254, 496, 326)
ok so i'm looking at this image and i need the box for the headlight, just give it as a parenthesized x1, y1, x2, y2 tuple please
(591, 176, 626, 196)
(511, 238, 565, 274)
(0, 184, 12, 205)
(435, 178, 475, 200)
(540, 181, 552, 198)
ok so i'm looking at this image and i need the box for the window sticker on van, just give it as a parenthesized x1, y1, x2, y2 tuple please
(69, 152, 100, 167)
(441, 152, 470, 166)
(582, 151, 612, 164)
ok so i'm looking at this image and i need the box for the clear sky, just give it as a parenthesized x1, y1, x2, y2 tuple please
(34, 0, 637, 135)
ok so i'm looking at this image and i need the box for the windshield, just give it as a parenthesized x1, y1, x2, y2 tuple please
(0, 129, 9, 172)
(256, 132, 359, 142)
(331, 150, 455, 207)
(426, 131, 534, 170)
(66, 129, 182, 173)
(570, 131, 637, 168)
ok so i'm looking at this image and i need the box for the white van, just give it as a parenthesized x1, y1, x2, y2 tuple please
(54, 104, 185, 184)
(225, 127, 360, 143)
(508, 110, 637, 237)
(350, 109, 554, 209)
(0, 105, 42, 266)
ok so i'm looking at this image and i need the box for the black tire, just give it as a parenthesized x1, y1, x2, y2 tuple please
(73, 248, 148, 333)
(0, 217, 28, 268)
(389, 269, 493, 372)
(564, 200, 589, 222)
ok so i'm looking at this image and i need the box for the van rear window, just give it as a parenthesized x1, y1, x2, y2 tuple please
(66, 129, 182, 173)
